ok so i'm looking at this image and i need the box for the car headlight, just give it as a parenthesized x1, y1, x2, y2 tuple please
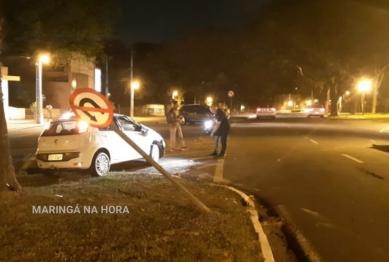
(204, 120, 213, 129)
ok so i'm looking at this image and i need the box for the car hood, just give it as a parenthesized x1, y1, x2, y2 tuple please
(140, 124, 165, 143)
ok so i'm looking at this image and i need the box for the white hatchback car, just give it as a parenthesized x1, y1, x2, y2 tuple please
(36, 114, 166, 176)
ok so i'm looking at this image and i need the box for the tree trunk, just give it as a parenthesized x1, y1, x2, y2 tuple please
(371, 72, 385, 114)
(0, 21, 21, 192)
(330, 83, 339, 116)
(325, 86, 330, 115)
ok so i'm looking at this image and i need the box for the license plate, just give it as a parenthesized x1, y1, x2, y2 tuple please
(48, 154, 63, 161)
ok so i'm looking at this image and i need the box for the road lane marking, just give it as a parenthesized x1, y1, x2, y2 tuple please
(379, 127, 389, 133)
(310, 139, 319, 145)
(301, 208, 319, 217)
(342, 154, 364, 163)
(213, 158, 224, 182)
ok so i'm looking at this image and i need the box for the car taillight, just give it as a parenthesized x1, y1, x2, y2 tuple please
(257, 108, 261, 111)
(271, 108, 276, 111)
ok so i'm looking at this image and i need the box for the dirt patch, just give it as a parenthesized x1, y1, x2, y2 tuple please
(0, 173, 262, 261)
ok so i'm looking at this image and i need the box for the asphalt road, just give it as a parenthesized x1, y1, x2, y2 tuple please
(225, 118, 389, 262)
(8, 117, 389, 262)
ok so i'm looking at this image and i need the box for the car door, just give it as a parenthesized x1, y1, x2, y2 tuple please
(98, 120, 128, 163)
(116, 116, 151, 160)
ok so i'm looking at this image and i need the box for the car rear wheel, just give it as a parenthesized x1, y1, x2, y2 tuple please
(150, 144, 160, 162)
(90, 152, 110, 176)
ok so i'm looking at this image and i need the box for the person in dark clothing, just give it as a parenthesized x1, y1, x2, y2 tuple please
(209, 105, 230, 157)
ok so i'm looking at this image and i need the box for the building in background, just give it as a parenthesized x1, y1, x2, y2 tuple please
(44, 53, 98, 110)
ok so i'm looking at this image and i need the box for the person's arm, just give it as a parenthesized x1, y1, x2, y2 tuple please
(169, 110, 178, 124)
(211, 121, 221, 136)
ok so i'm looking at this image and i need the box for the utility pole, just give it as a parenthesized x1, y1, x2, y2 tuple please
(105, 57, 109, 97)
(130, 47, 134, 117)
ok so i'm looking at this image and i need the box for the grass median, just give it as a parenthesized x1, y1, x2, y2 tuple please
(0, 173, 262, 262)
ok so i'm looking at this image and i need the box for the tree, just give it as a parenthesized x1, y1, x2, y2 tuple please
(0, 18, 21, 191)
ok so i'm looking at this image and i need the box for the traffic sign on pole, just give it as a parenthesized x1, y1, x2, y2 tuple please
(228, 90, 234, 97)
(69, 88, 113, 128)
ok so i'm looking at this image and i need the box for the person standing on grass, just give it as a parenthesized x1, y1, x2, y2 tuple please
(166, 101, 188, 151)
(209, 104, 230, 157)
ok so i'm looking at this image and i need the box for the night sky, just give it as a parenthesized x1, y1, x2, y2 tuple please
(113, 0, 267, 45)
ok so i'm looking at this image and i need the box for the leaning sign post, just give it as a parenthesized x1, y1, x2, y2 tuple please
(69, 88, 210, 213)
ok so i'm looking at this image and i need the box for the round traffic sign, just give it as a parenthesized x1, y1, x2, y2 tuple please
(228, 90, 234, 97)
(69, 88, 113, 128)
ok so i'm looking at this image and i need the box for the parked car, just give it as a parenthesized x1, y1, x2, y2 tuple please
(178, 104, 213, 125)
(305, 105, 325, 118)
(256, 105, 276, 119)
(36, 114, 166, 176)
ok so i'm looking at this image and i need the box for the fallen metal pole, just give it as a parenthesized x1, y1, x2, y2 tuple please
(110, 123, 210, 213)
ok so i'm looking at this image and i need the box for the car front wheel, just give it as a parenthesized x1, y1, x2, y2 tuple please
(150, 144, 160, 162)
(90, 151, 110, 176)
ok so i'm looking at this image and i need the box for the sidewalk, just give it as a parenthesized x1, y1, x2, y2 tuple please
(327, 113, 389, 120)
(7, 120, 46, 131)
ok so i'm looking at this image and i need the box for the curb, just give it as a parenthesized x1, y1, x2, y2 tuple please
(214, 184, 275, 262)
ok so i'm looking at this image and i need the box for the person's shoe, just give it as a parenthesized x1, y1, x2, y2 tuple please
(210, 151, 218, 156)
(181, 146, 188, 150)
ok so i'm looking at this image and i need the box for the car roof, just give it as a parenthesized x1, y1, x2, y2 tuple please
(52, 113, 130, 123)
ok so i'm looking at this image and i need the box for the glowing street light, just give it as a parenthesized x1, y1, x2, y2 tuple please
(306, 100, 312, 106)
(36, 54, 50, 124)
(287, 100, 293, 107)
(358, 80, 371, 115)
(172, 90, 178, 99)
(345, 91, 350, 96)
(130, 80, 140, 117)
(206, 96, 213, 106)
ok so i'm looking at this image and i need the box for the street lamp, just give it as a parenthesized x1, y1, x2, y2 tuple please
(172, 90, 178, 100)
(130, 80, 140, 117)
(206, 96, 213, 106)
(36, 54, 50, 124)
(358, 80, 372, 115)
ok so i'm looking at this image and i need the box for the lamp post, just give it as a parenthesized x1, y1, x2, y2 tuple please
(358, 80, 372, 115)
(206, 96, 213, 106)
(130, 80, 140, 117)
(172, 90, 178, 100)
(36, 54, 50, 124)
